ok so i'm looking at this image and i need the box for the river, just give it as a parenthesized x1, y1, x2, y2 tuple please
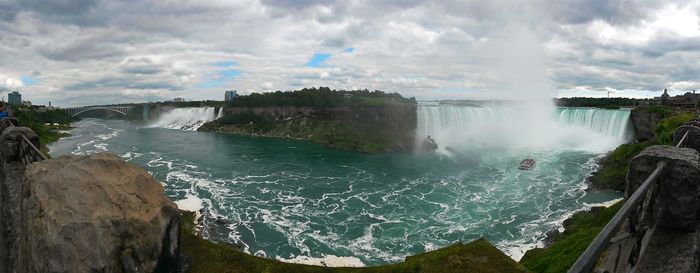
(48, 105, 628, 266)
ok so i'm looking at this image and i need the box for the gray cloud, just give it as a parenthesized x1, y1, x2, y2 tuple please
(39, 41, 125, 62)
(0, 0, 699, 106)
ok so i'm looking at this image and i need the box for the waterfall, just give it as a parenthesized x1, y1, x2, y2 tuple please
(417, 104, 634, 152)
(150, 107, 218, 131)
(216, 107, 225, 119)
(554, 108, 633, 143)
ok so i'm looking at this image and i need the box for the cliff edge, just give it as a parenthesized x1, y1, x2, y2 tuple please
(199, 104, 417, 153)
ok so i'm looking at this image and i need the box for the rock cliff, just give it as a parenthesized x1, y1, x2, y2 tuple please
(631, 107, 664, 141)
(199, 104, 417, 153)
(18, 153, 181, 273)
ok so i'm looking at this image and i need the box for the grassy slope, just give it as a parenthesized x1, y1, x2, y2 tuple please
(180, 212, 530, 273)
(588, 142, 651, 191)
(519, 202, 623, 273)
(588, 111, 695, 190)
(12, 109, 73, 155)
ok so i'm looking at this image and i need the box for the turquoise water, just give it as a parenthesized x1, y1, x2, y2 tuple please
(49, 106, 625, 266)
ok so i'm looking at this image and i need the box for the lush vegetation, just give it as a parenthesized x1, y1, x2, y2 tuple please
(645, 105, 675, 117)
(588, 111, 695, 190)
(519, 201, 623, 273)
(227, 87, 416, 107)
(179, 211, 529, 273)
(655, 112, 696, 145)
(201, 112, 403, 153)
(556, 97, 651, 108)
(158, 100, 224, 108)
(588, 142, 652, 191)
(12, 108, 74, 154)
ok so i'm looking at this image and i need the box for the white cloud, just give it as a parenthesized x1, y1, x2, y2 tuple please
(0, 0, 699, 106)
(0, 74, 23, 92)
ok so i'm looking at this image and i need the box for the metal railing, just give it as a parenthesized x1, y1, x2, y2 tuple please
(567, 130, 690, 273)
(8, 122, 48, 161)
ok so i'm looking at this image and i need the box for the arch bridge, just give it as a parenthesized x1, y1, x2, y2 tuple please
(62, 105, 135, 118)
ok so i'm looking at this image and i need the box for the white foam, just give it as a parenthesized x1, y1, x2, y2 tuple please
(175, 195, 204, 211)
(150, 107, 218, 131)
(586, 197, 624, 208)
(276, 255, 366, 267)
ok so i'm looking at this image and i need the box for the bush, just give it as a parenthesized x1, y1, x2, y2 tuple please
(655, 112, 695, 145)
(227, 87, 416, 107)
(12, 109, 74, 154)
(520, 201, 623, 273)
(589, 142, 652, 191)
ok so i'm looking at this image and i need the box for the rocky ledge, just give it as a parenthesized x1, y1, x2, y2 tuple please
(18, 153, 181, 273)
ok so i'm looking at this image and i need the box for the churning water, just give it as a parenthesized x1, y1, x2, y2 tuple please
(49, 105, 626, 266)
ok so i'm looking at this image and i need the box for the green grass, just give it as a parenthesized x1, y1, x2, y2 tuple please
(519, 201, 623, 273)
(646, 105, 674, 117)
(655, 112, 695, 145)
(180, 211, 530, 273)
(589, 111, 695, 190)
(12, 109, 74, 155)
(588, 142, 652, 191)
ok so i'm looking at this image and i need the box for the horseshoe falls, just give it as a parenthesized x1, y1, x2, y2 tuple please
(417, 104, 633, 153)
(49, 105, 629, 266)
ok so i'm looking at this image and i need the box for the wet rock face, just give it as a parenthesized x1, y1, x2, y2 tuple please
(20, 153, 180, 273)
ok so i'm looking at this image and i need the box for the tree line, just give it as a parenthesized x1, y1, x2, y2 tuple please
(227, 87, 416, 107)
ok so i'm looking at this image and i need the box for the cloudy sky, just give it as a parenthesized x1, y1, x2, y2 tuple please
(1, 0, 699, 107)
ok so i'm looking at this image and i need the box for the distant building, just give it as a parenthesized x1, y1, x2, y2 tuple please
(654, 88, 699, 108)
(21, 101, 31, 106)
(660, 88, 670, 105)
(8, 91, 21, 105)
(224, 90, 238, 101)
(173, 97, 185, 102)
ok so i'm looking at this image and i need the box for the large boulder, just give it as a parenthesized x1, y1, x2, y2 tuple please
(627, 145, 700, 231)
(19, 153, 180, 273)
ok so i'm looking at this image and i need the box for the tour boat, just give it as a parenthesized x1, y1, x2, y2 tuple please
(519, 158, 536, 170)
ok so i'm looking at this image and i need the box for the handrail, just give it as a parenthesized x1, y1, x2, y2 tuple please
(677, 130, 689, 148)
(567, 161, 666, 273)
(8, 122, 48, 161)
(568, 129, 690, 272)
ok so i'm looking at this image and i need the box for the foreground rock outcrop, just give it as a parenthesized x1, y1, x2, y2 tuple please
(18, 153, 180, 273)
(597, 145, 700, 273)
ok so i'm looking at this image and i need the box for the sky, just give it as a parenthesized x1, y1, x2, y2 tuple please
(0, 0, 699, 107)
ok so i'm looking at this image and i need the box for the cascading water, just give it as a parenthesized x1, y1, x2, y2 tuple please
(554, 107, 634, 143)
(417, 103, 633, 153)
(150, 107, 219, 131)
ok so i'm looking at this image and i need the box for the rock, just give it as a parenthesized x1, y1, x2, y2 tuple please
(0, 118, 19, 134)
(0, 125, 39, 273)
(20, 153, 181, 273)
(627, 145, 700, 231)
(674, 125, 700, 153)
(0, 126, 39, 163)
(631, 107, 665, 142)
